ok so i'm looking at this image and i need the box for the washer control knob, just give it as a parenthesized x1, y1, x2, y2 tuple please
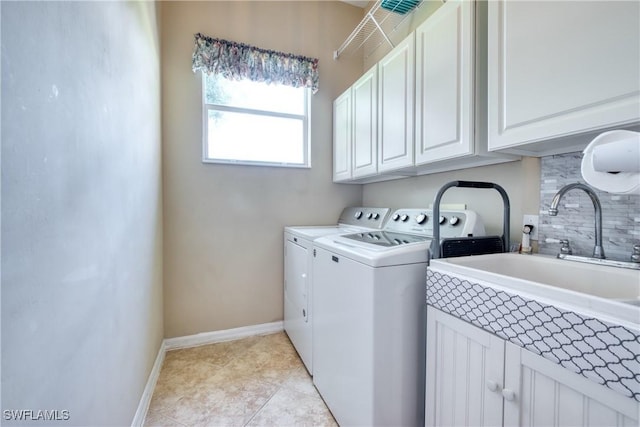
(367, 212, 374, 220)
(416, 213, 428, 224)
(354, 211, 363, 219)
(392, 213, 400, 221)
(449, 216, 460, 226)
(372, 213, 380, 220)
(400, 214, 409, 222)
(439, 216, 447, 225)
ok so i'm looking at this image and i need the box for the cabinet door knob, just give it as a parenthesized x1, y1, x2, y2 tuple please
(486, 380, 500, 392)
(502, 388, 516, 401)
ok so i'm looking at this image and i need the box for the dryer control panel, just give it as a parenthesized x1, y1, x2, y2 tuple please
(337, 207, 391, 229)
(384, 208, 486, 238)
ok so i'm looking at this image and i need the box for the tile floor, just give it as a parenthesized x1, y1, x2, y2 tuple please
(143, 332, 337, 427)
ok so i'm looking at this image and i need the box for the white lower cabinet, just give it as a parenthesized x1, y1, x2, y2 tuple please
(425, 306, 505, 427)
(426, 306, 640, 427)
(503, 343, 639, 427)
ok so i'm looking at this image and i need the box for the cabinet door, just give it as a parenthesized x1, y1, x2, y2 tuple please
(503, 342, 640, 427)
(378, 35, 415, 172)
(425, 306, 505, 427)
(415, 0, 474, 164)
(352, 67, 378, 178)
(333, 88, 352, 182)
(488, 1, 640, 153)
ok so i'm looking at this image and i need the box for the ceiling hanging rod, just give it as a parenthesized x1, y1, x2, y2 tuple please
(333, 0, 423, 60)
(370, 12, 395, 50)
(334, 5, 387, 59)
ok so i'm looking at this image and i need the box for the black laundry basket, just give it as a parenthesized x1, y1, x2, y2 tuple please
(440, 235, 506, 258)
(431, 181, 510, 260)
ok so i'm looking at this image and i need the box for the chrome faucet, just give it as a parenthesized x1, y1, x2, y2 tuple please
(548, 183, 605, 259)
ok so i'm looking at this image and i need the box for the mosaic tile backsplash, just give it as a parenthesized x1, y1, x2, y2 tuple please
(538, 153, 640, 261)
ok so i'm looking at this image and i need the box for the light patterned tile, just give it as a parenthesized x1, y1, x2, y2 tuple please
(151, 362, 279, 424)
(165, 335, 263, 367)
(143, 411, 186, 427)
(154, 394, 238, 426)
(245, 387, 337, 427)
(147, 357, 219, 413)
(144, 332, 331, 427)
(277, 362, 317, 397)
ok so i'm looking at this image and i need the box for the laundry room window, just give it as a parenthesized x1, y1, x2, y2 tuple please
(202, 73, 311, 168)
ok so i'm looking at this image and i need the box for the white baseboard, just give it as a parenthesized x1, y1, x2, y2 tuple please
(164, 320, 284, 351)
(131, 321, 284, 426)
(131, 341, 166, 427)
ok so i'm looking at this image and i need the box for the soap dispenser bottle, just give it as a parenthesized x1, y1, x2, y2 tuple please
(520, 225, 533, 254)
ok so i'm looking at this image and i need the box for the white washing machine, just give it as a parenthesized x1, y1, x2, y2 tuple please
(312, 208, 485, 426)
(284, 207, 390, 374)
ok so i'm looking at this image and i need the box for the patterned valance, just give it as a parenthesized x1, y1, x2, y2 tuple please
(192, 33, 319, 94)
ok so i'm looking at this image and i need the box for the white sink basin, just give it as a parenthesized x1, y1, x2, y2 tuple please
(430, 253, 640, 326)
(442, 253, 640, 300)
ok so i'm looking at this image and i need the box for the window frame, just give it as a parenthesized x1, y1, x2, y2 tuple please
(201, 74, 311, 168)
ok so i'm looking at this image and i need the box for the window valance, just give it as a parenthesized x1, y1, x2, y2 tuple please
(192, 33, 319, 94)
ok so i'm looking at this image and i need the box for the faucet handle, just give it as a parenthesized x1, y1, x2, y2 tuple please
(546, 238, 573, 255)
(631, 244, 640, 263)
(559, 239, 573, 255)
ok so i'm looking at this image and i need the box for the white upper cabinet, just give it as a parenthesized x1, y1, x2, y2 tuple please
(415, 0, 474, 164)
(332, 0, 521, 184)
(352, 67, 378, 178)
(333, 88, 352, 182)
(488, 1, 640, 155)
(378, 35, 415, 172)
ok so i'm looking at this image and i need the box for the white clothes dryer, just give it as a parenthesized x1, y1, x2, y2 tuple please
(284, 207, 390, 374)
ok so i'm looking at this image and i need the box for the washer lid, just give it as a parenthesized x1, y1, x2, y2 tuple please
(342, 231, 430, 247)
(285, 225, 367, 241)
(314, 234, 432, 267)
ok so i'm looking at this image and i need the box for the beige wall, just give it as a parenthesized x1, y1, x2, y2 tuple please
(1, 2, 163, 424)
(161, 1, 363, 338)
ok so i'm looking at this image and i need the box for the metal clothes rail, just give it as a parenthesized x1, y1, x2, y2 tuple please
(334, 0, 424, 60)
